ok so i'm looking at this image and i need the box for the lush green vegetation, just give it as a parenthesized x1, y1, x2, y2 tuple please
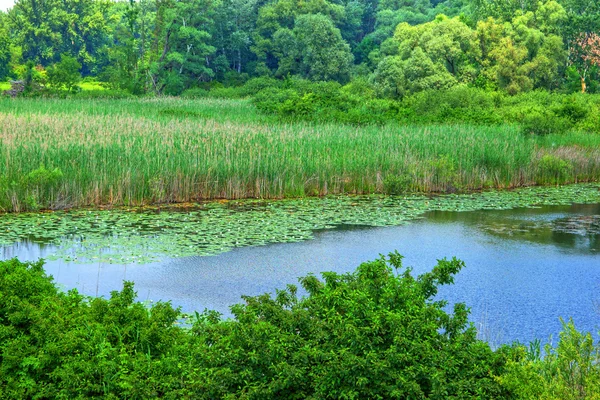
(0, 256, 598, 399)
(0, 97, 599, 212)
(249, 77, 600, 130)
(1, 0, 599, 96)
(1, 0, 598, 213)
(2, 1, 599, 397)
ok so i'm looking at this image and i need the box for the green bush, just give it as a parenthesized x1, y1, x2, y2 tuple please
(521, 108, 572, 136)
(538, 154, 574, 185)
(206, 86, 244, 98)
(555, 95, 591, 123)
(252, 78, 395, 124)
(401, 86, 502, 124)
(45, 55, 82, 92)
(0, 258, 186, 398)
(0, 255, 512, 398)
(2, 255, 600, 398)
(180, 87, 210, 98)
(252, 87, 299, 114)
(249, 80, 600, 132)
(383, 173, 412, 194)
(238, 76, 282, 97)
(497, 319, 600, 399)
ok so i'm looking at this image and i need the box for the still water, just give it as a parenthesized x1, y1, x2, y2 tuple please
(3, 203, 599, 346)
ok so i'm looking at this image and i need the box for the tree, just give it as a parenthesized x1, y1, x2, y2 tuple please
(372, 16, 474, 97)
(473, 3, 567, 93)
(0, 12, 10, 80)
(402, 46, 457, 91)
(100, 0, 155, 94)
(7, 0, 112, 74)
(251, 0, 346, 77)
(272, 27, 299, 77)
(212, 0, 259, 75)
(46, 54, 82, 92)
(293, 14, 354, 82)
(420, 15, 479, 80)
(149, 0, 217, 94)
(471, 0, 539, 21)
(489, 36, 534, 94)
(371, 54, 406, 97)
(568, 32, 600, 92)
(560, 0, 600, 92)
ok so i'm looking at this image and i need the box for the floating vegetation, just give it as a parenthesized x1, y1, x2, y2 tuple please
(552, 215, 600, 236)
(481, 212, 600, 246)
(1, 184, 599, 264)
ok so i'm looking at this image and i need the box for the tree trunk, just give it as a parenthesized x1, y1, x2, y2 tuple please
(581, 76, 587, 93)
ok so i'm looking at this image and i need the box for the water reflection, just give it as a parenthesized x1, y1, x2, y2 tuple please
(426, 203, 600, 254)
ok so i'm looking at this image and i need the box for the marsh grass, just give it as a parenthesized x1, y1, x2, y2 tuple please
(0, 97, 599, 212)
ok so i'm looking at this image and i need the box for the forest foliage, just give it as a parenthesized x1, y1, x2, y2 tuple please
(1, 0, 599, 98)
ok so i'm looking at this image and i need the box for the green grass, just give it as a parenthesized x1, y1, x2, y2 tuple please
(0, 97, 599, 212)
(0, 80, 106, 93)
(78, 81, 105, 91)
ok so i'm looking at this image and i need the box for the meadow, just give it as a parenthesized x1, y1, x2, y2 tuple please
(0, 96, 599, 212)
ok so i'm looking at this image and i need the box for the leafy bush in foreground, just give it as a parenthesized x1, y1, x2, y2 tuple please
(0, 255, 508, 398)
(0, 256, 599, 398)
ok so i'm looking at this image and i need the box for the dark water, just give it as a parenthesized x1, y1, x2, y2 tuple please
(2, 203, 599, 346)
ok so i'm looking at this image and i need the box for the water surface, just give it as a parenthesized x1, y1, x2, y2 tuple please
(2, 203, 599, 346)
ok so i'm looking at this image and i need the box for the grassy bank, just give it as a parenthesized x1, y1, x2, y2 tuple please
(1, 97, 599, 212)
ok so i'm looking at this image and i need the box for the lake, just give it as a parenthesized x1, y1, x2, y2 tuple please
(2, 202, 599, 346)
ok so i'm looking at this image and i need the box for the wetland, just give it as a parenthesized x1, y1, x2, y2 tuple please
(2, 184, 599, 345)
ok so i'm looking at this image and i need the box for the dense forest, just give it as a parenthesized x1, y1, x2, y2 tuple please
(0, 0, 599, 96)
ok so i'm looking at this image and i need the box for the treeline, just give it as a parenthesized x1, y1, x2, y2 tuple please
(1, 255, 599, 398)
(0, 0, 599, 96)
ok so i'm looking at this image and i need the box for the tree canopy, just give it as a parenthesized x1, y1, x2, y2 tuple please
(0, 0, 599, 93)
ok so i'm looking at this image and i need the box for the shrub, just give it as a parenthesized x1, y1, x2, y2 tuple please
(238, 76, 282, 97)
(252, 87, 298, 114)
(538, 154, 574, 185)
(555, 95, 590, 123)
(0, 255, 510, 398)
(521, 108, 572, 136)
(497, 319, 600, 399)
(46, 55, 82, 92)
(2, 255, 600, 398)
(383, 173, 412, 194)
(205, 86, 244, 98)
(181, 87, 210, 98)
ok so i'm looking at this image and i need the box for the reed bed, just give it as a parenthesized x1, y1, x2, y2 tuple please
(0, 97, 599, 212)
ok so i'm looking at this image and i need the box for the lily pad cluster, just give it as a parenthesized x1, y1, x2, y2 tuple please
(1, 184, 599, 264)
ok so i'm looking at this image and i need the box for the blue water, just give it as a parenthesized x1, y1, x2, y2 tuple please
(2, 203, 599, 346)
